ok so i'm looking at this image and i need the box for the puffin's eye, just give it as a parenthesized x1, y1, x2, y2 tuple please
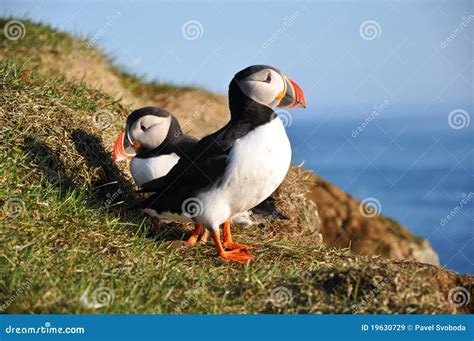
(140, 124, 147, 131)
(264, 72, 272, 83)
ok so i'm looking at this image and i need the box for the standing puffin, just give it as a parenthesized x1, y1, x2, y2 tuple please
(137, 65, 306, 263)
(112, 107, 287, 244)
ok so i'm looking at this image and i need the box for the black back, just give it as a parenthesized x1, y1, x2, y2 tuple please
(135, 66, 288, 217)
(137, 78, 275, 196)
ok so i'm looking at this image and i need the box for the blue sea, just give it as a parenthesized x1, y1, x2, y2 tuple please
(286, 107, 473, 274)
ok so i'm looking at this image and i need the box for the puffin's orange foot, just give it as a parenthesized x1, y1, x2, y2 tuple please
(187, 224, 203, 246)
(219, 249, 255, 264)
(222, 220, 255, 250)
(222, 241, 256, 251)
(187, 234, 199, 246)
(199, 229, 210, 243)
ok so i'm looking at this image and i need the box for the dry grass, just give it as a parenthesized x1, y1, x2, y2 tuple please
(0, 18, 228, 137)
(1, 58, 472, 315)
(1, 19, 472, 314)
(1, 18, 443, 266)
(270, 165, 322, 242)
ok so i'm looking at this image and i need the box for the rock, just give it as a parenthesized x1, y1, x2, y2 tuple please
(306, 173, 440, 265)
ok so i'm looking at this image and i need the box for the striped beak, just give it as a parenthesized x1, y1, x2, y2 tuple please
(113, 131, 136, 161)
(278, 77, 307, 109)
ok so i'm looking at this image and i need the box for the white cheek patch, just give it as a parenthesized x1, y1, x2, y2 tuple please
(147, 120, 171, 147)
(237, 81, 275, 106)
(236, 71, 285, 108)
(129, 116, 171, 150)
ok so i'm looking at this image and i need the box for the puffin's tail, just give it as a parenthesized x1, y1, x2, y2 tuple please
(251, 197, 288, 220)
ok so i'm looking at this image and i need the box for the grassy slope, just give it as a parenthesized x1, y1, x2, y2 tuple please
(0, 19, 441, 264)
(0, 18, 228, 137)
(1, 19, 472, 314)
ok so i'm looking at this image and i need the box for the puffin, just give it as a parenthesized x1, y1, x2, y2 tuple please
(112, 107, 195, 187)
(112, 107, 287, 244)
(136, 65, 306, 264)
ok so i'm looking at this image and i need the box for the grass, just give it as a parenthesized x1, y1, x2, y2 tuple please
(0, 17, 191, 93)
(1, 19, 473, 314)
(0, 18, 227, 137)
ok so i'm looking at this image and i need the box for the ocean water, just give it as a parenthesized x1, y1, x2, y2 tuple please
(286, 108, 473, 274)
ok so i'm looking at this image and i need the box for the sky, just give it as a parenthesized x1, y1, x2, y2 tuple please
(2, 0, 473, 116)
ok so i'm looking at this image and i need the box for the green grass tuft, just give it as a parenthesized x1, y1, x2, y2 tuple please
(0, 19, 472, 315)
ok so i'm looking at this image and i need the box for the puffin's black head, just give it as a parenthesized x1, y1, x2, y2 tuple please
(113, 107, 182, 161)
(229, 65, 307, 117)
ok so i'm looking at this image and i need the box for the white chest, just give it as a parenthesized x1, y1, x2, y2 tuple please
(198, 118, 291, 223)
(130, 153, 180, 187)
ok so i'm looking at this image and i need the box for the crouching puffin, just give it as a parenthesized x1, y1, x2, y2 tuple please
(112, 107, 195, 187)
(112, 107, 287, 244)
(137, 65, 306, 264)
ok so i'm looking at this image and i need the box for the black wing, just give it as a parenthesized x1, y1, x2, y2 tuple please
(138, 119, 254, 194)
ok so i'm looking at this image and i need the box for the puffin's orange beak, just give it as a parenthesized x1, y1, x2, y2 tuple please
(278, 77, 307, 109)
(113, 131, 135, 161)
